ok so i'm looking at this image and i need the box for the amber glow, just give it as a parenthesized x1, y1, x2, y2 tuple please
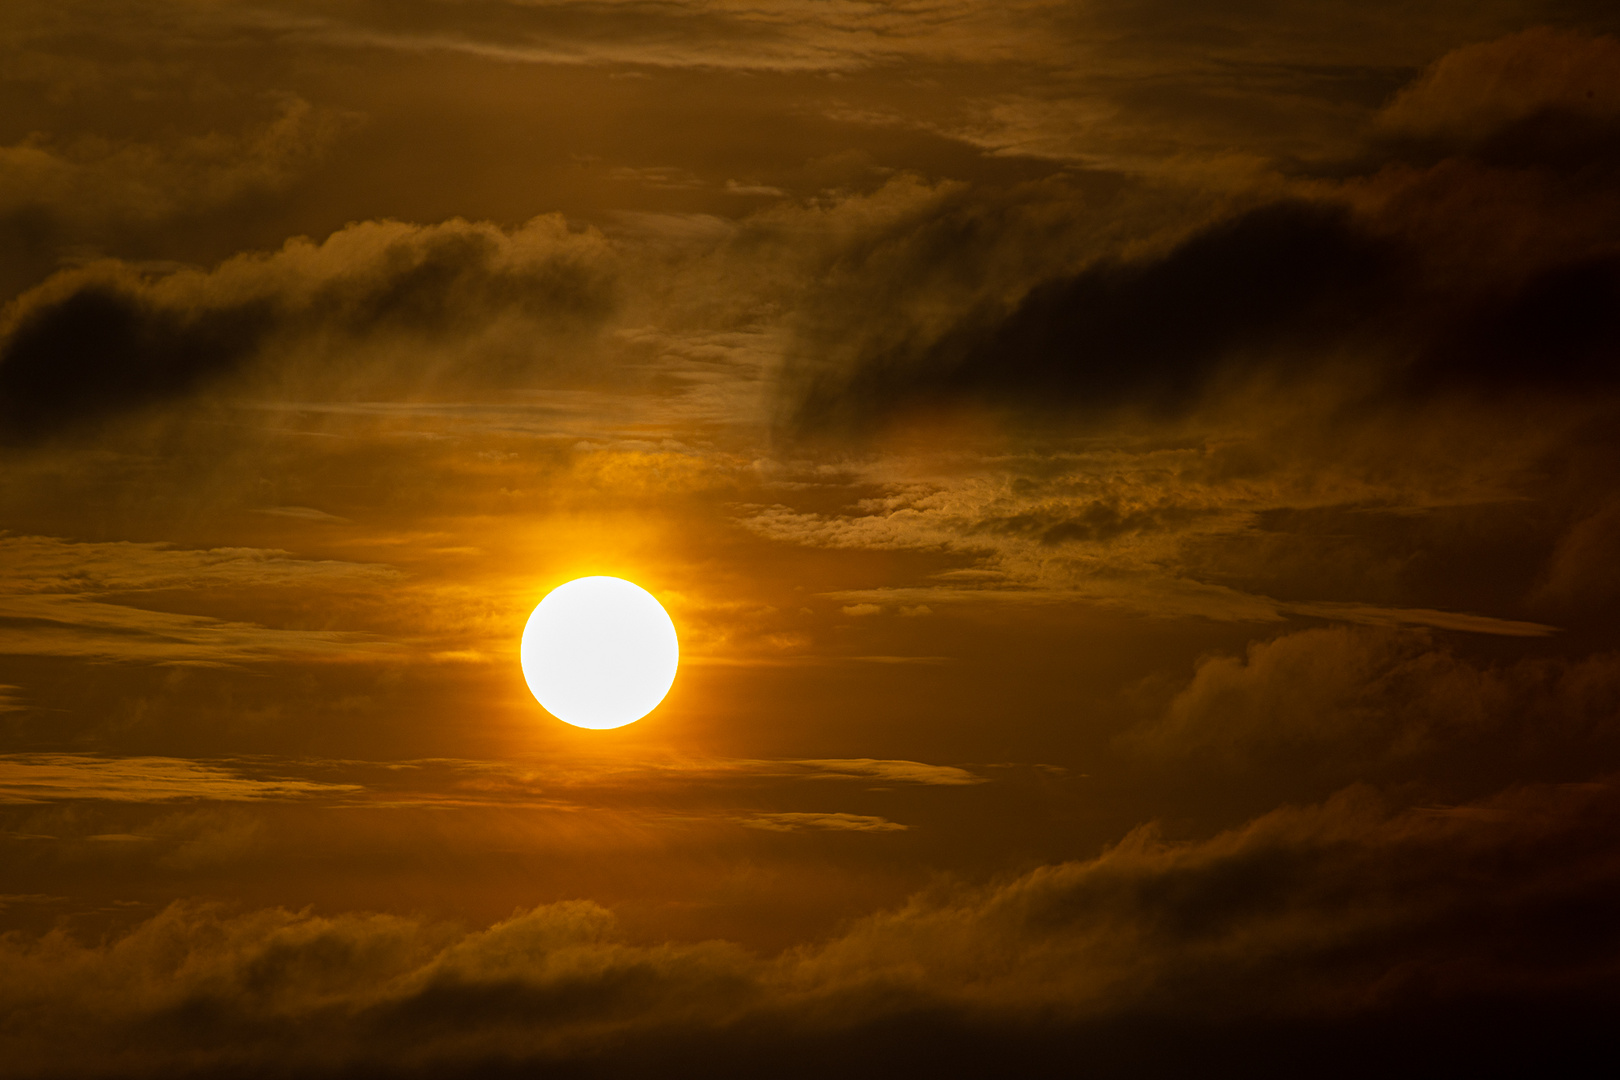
(519, 576, 679, 729)
(2, 6, 1615, 1074)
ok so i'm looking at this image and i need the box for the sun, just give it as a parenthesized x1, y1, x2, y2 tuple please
(520, 576, 680, 729)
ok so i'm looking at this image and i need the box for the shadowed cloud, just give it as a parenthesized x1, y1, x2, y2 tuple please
(0, 216, 615, 443)
(785, 200, 1400, 434)
(4, 8, 1620, 1078)
(1, 776, 1616, 1078)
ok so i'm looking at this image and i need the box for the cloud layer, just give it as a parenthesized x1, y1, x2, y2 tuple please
(4, 7, 1620, 1078)
(2, 773, 1616, 1078)
(0, 217, 616, 443)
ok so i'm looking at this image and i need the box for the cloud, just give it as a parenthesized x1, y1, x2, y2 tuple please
(249, 506, 352, 524)
(764, 29, 1620, 448)
(742, 452, 1562, 630)
(783, 200, 1399, 435)
(2, 13, 1619, 1075)
(0, 776, 1615, 1076)
(731, 26, 1620, 634)
(0, 281, 275, 443)
(0, 93, 350, 295)
(0, 595, 392, 665)
(1124, 626, 1620, 790)
(404, 755, 986, 799)
(1279, 601, 1556, 638)
(48, 755, 985, 815)
(1409, 252, 1620, 396)
(1536, 497, 1620, 608)
(0, 93, 345, 215)
(780, 189, 1620, 443)
(849, 654, 951, 664)
(0, 215, 616, 442)
(247, 0, 1077, 74)
(789, 759, 983, 786)
(0, 535, 399, 665)
(738, 812, 907, 832)
(1376, 27, 1620, 146)
(0, 755, 362, 804)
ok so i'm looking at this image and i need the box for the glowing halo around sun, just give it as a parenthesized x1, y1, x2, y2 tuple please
(520, 576, 680, 729)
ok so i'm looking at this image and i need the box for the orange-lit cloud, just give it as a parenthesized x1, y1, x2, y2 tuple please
(3, 775, 1616, 1077)
(3, 6, 1620, 1076)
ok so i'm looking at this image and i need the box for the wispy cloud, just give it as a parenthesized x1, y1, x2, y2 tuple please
(0, 535, 399, 664)
(739, 443, 1562, 635)
(1280, 601, 1557, 638)
(247, 1, 1072, 74)
(381, 755, 986, 797)
(0, 754, 986, 811)
(789, 758, 981, 785)
(0, 594, 392, 665)
(0, 893, 64, 911)
(0, 756, 362, 804)
(249, 506, 351, 523)
(823, 586, 1560, 638)
(737, 811, 907, 832)
(0, 535, 398, 595)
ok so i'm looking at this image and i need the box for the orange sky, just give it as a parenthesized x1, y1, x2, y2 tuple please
(3, 3, 1620, 1077)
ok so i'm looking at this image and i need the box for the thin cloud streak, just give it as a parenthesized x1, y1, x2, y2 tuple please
(0, 755, 361, 804)
(738, 811, 907, 832)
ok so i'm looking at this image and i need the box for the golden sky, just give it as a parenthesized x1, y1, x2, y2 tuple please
(3, 2, 1620, 1076)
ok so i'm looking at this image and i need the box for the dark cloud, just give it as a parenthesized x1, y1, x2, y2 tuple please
(920, 201, 1394, 409)
(1416, 253, 1620, 393)
(1124, 626, 1620, 801)
(776, 196, 1402, 436)
(0, 217, 616, 444)
(781, 186, 1620, 435)
(976, 498, 1215, 547)
(1374, 27, 1620, 152)
(2, 776, 1617, 1078)
(0, 207, 67, 307)
(5, 9, 1620, 1079)
(0, 284, 274, 444)
(777, 30, 1620, 439)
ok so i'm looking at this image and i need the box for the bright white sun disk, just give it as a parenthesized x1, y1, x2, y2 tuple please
(520, 576, 679, 729)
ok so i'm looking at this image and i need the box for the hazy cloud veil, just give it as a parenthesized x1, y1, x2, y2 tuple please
(1, 2, 1619, 1077)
